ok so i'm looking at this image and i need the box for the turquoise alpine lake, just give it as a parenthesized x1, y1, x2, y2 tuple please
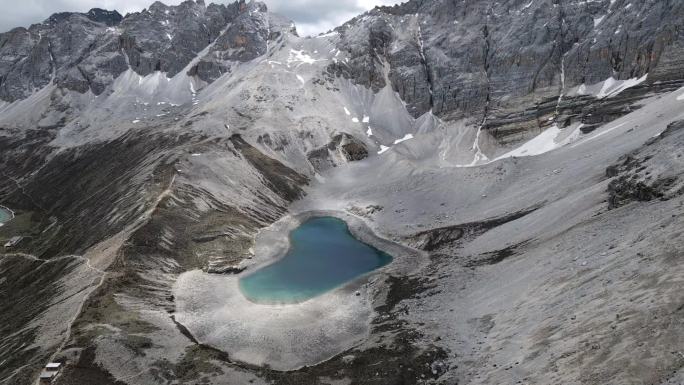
(0, 207, 12, 225)
(239, 216, 393, 304)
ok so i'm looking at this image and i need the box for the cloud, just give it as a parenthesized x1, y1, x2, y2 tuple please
(269, 0, 404, 36)
(0, 0, 404, 36)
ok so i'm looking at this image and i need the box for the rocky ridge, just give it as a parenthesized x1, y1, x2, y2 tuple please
(0, 0, 290, 102)
(331, 0, 684, 142)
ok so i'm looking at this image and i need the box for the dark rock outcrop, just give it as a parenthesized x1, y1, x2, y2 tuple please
(230, 134, 309, 203)
(408, 205, 540, 252)
(607, 120, 684, 209)
(307, 133, 369, 172)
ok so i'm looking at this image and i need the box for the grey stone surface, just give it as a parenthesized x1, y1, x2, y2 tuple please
(307, 133, 369, 172)
(332, 0, 684, 124)
(0, 1, 683, 384)
(607, 119, 684, 208)
(0, 0, 286, 101)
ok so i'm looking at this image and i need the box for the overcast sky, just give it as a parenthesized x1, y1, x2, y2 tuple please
(0, 0, 403, 36)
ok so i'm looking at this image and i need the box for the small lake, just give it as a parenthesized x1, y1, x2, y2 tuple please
(239, 216, 392, 304)
(0, 207, 12, 226)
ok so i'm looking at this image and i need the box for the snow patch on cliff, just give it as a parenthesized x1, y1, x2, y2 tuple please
(596, 75, 648, 98)
(494, 125, 563, 160)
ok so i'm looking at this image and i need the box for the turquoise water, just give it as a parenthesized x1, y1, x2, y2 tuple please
(239, 216, 393, 304)
(0, 207, 12, 225)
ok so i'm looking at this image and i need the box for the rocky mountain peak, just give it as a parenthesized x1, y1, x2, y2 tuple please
(0, 0, 281, 103)
(330, 0, 683, 126)
(85, 8, 124, 26)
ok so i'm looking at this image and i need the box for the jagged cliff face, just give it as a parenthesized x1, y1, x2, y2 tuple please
(329, 0, 684, 156)
(0, 0, 294, 101)
(0, 0, 683, 385)
(332, 0, 684, 120)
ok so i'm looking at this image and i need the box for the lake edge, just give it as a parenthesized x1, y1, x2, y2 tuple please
(238, 216, 394, 305)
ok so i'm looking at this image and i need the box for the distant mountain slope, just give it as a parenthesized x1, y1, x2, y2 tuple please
(333, 0, 684, 118)
(0, 0, 293, 102)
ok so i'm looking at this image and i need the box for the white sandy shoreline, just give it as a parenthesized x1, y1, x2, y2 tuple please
(173, 209, 425, 371)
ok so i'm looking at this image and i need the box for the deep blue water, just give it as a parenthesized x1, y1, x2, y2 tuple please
(239, 216, 393, 304)
(0, 207, 12, 225)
